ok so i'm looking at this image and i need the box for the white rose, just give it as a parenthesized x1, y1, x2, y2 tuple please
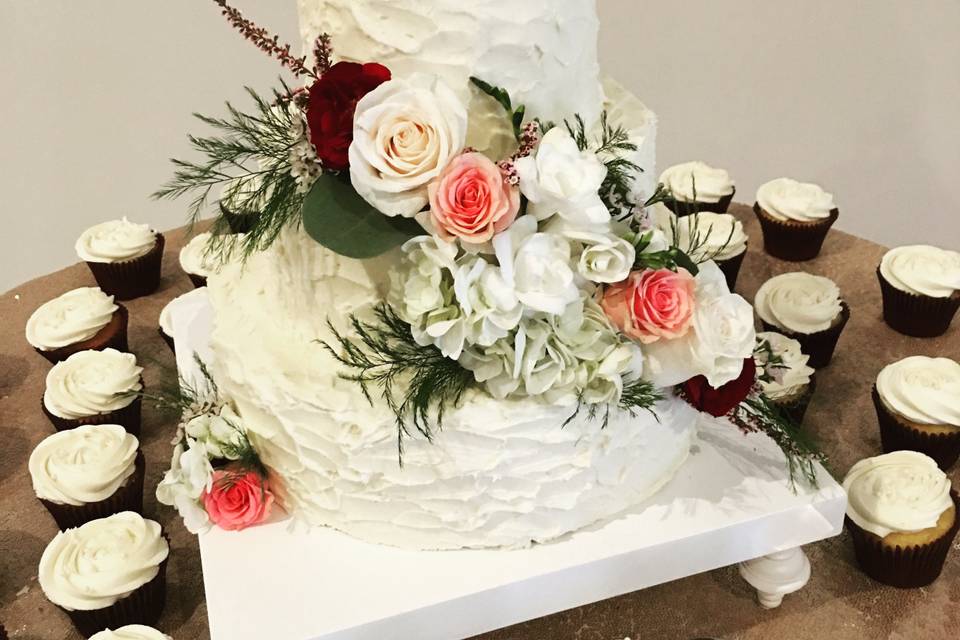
(515, 127, 609, 226)
(561, 228, 636, 284)
(453, 257, 522, 347)
(349, 73, 468, 218)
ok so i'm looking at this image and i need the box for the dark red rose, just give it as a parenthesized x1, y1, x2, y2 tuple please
(306, 61, 391, 171)
(682, 357, 757, 417)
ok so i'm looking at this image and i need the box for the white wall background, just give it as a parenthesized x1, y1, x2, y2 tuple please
(2, 1, 958, 292)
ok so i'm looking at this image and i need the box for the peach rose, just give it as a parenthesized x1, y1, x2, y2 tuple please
(428, 152, 520, 244)
(203, 468, 274, 531)
(601, 268, 697, 344)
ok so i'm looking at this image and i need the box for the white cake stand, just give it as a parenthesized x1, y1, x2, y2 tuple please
(169, 292, 846, 640)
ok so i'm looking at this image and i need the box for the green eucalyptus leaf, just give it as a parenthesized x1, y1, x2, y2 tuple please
(669, 248, 700, 276)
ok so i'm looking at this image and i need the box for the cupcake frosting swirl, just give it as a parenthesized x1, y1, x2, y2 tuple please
(44, 349, 143, 419)
(89, 626, 171, 640)
(39, 511, 168, 611)
(179, 232, 216, 277)
(756, 178, 835, 222)
(659, 161, 734, 203)
(754, 331, 815, 399)
(29, 425, 139, 506)
(674, 212, 748, 261)
(876, 356, 960, 426)
(843, 451, 953, 538)
(76, 218, 157, 263)
(754, 272, 843, 334)
(25, 287, 118, 351)
(880, 244, 960, 298)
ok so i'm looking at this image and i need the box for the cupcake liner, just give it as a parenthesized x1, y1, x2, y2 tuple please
(0, 622, 7, 640)
(85, 233, 165, 301)
(35, 305, 129, 365)
(877, 267, 960, 338)
(846, 491, 960, 589)
(157, 327, 175, 354)
(753, 203, 839, 262)
(773, 376, 817, 426)
(220, 201, 258, 234)
(665, 188, 736, 217)
(873, 386, 960, 471)
(187, 272, 208, 289)
(39, 452, 146, 530)
(716, 249, 747, 292)
(41, 389, 143, 438)
(760, 302, 850, 369)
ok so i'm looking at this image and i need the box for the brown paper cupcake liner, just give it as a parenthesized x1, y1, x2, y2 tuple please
(187, 272, 208, 289)
(157, 327, 175, 354)
(665, 188, 736, 217)
(34, 305, 129, 365)
(877, 267, 960, 338)
(41, 390, 143, 439)
(760, 302, 850, 369)
(716, 249, 747, 292)
(220, 201, 258, 234)
(85, 233, 165, 301)
(846, 491, 960, 589)
(873, 386, 960, 471)
(39, 452, 145, 531)
(772, 376, 817, 426)
(753, 203, 839, 262)
(0, 622, 7, 640)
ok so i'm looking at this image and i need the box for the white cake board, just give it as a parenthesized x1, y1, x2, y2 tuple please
(169, 292, 847, 640)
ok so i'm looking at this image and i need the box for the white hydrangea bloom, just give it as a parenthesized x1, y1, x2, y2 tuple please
(453, 257, 523, 347)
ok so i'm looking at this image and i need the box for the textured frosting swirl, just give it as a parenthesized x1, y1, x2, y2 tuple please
(89, 626, 171, 640)
(756, 178, 835, 222)
(876, 356, 960, 426)
(659, 161, 734, 203)
(674, 212, 748, 261)
(754, 332, 815, 400)
(38, 512, 168, 611)
(880, 245, 960, 298)
(29, 425, 139, 506)
(26, 287, 118, 351)
(843, 451, 953, 538)
(179, 232, 216, 276)
(44, 349, 143, 420)
(75, 218, 156, 263)
(754, 272, 843, 334)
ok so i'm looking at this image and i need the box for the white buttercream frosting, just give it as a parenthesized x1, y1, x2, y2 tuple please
(44, 349, 142, 420)
(89, 626, 171, 640)
(659, 161, 734, 203)
(159, 287, 209, 339)
(39, 512, 168, 611)
(843, 451, 953, 538)
(754, 272, 843, 334)
(673, 212, 748, 262)
(29, 425, 139, 506)
(26, 287, 118, 351)
(754, 332, 814, 400)
(880, 245, 960, 298)
(179, 232, 215, 277)
(756, 178, 836, 222)
(75, 218, 156, 263)
(876, 356, 960, 426)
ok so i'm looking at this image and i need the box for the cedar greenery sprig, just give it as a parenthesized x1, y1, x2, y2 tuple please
(566, 112, 644, 220)
(136, 355, 220, 420)
(754, 339, 788, 384)
(663, 176, 736, 265)
(563, 377, 664, 429)
(213, 0, 317, 80)
(632, 230, 701, 276)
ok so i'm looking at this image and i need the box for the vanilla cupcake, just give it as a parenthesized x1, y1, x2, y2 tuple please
(873, 356, 960, 470)
(26, 287, 128, 364)
(76, 218, 165, 300)
(878, 245, 960, 337)
(90, 626, 171, 640)
(39, 512, 169, 636)
(179, 232, 215, 288)
(42, 349, 144, 436)
(29, 425, 144, 530)
(158, 299, 177, 354)
(754, 272, 849, 367)
(219, 176, 268, 233)
(754, 178, 838, 261)
(660, 161, 735, 217)
(674, 212, 749, 290)
(843, 451, 959, 588)
(754, 332, 816, 424)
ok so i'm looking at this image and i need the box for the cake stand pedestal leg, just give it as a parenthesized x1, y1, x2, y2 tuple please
(738, 547, 810, 609)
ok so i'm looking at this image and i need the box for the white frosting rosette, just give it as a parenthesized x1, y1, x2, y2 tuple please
(26, 287, 118, 351)
(29, 424, 139, 506)
(843, 451, 953, 537)
(754, 272, 843, 334)
(672, 212, 748, 262)
(44, 349, 143, 419)
(756, 178, 835, 222)
(754, 332, 814, 400)
(89, 626, 171, 640)
(876, 356, 960, 426)
(38, 512, 168, 611)
(76, 218, 156, 263)
(880, 245, 960, 298)
(659, 161, 734, 203)
(178, 232, 216, 277)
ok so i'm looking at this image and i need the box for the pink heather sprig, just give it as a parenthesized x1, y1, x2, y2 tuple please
(312, 33, 334, 76)
(498, 122, 541, 186)
(213, 0, 317, 80)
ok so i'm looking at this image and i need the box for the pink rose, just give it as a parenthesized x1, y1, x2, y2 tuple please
(203, 468, 274, 531)
(601, 268, 696, 344)
(428, 152, 520, 244)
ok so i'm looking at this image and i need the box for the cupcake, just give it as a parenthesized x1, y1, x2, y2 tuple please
(219, 175, 268, 233)
(29, 425, 144, 530)
(754, 178, 838, 261)
(39, 512, 169, 636)
(673, 211, 749, 290)
(659, 161, 735, 217)
(76, 218, 165, 300)
(26, 287, 128, 364)
(754, 332, 816, 424)
(90, 625, 171, 640)
(157, 287, 210, 355)
(843, 451, 959, 588)
(873, 356, 960, 470)
(158, 299, 176, 354)
(754, 272, 849, 368)
(42, 349, 144, 436)
(179, 232, 215, 288)
(878, 245, 960, 338)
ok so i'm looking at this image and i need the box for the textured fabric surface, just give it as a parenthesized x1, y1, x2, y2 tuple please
(1, 206, 957, 639)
